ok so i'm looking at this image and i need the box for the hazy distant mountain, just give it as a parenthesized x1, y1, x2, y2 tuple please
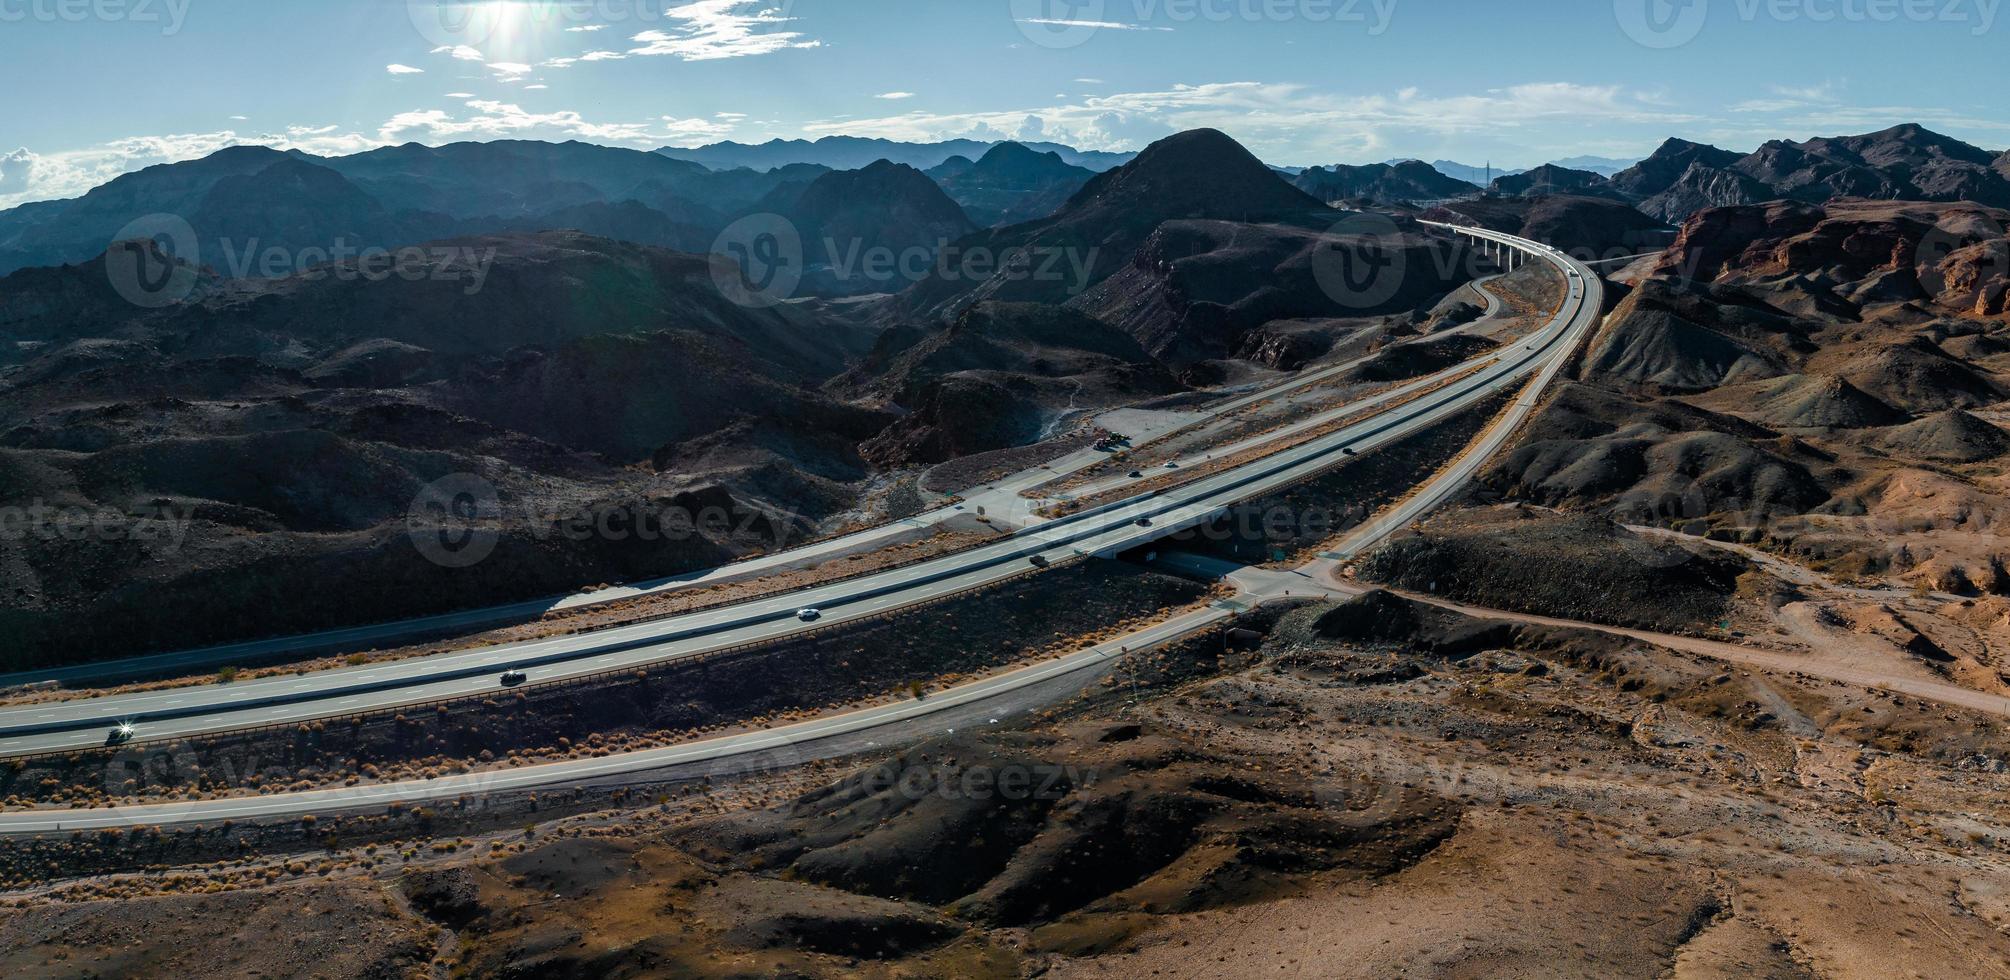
(1417, 160, 1525, 185)
(0, 140, 779, 276)
(925, 142, 1095, 227)
(1546, 155, 1641, 177)
(324, 140, 716, 218)
(660, 136, 1134, 174)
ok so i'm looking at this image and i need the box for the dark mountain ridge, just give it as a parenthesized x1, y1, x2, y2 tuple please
(892, 128, 1333, 319)
(1290, 161, 1479, 205)
(925, 142, 1095, 228)
(658, 135, 1134, 173)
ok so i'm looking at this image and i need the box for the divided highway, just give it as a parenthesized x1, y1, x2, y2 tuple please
(0, 225, 1604, 816)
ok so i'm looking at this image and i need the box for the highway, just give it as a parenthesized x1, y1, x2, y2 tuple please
(0, 223, 1605, 831)
(0, 224, 1594, 758)
(0, 276, 1508, 693)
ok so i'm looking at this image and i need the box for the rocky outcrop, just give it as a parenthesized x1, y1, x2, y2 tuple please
(1638, 163, 1776, 223)
(1611, 139, 1745, 199)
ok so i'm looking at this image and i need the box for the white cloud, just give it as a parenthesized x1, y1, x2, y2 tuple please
(0, 148, 37, 196)
(386, 64, 426, 75)
(524, 84, 549, 90)
(566, 24, 607, 32)
(875, 91, 915, 100)
(228, 115, 249, 121)
(628, 0, 821, 61)
(1770, 80, 1843, 102)
(1018, 19, 1172, 31)
(715, 112, 747, 120)
(662, 115, 736, 144)
(1075, 78, 1105, 84)
(380, 100, 662, 144)
(444, 92, 475, 99)
(541, 57, 578, 68)
(580, 50, 627, 61)
(488, 62, 534, 76)
(432, 44, 486, 62)
(0, 127, 380, 209)
(804, 81, 1701, 164)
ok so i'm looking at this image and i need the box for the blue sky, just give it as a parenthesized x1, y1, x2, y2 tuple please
(2, 0, 2006, 207)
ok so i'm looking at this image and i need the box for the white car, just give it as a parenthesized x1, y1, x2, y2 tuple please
(797, 608, 822, 622)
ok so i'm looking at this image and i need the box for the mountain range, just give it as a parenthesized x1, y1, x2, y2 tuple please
(1289, 161, 1480, 204)
(925, 142, 1097, 227)
(659, 136, 1135, 174)
(0, 127, 1497, 660)
(5, 124, 2004, 288)
(1547, 124, 2010, 222)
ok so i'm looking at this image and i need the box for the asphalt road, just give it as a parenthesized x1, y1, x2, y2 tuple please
(0, 224, 1604, 830)
(0, 606, 1234, 834)
(0, 272, 1525, 695)
(0, 226, 1595, 758)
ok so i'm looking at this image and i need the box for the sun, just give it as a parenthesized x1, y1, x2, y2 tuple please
(481, 0, 540, 48)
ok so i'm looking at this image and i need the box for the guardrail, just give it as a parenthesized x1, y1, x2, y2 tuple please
(1, 550, 1108, 767)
